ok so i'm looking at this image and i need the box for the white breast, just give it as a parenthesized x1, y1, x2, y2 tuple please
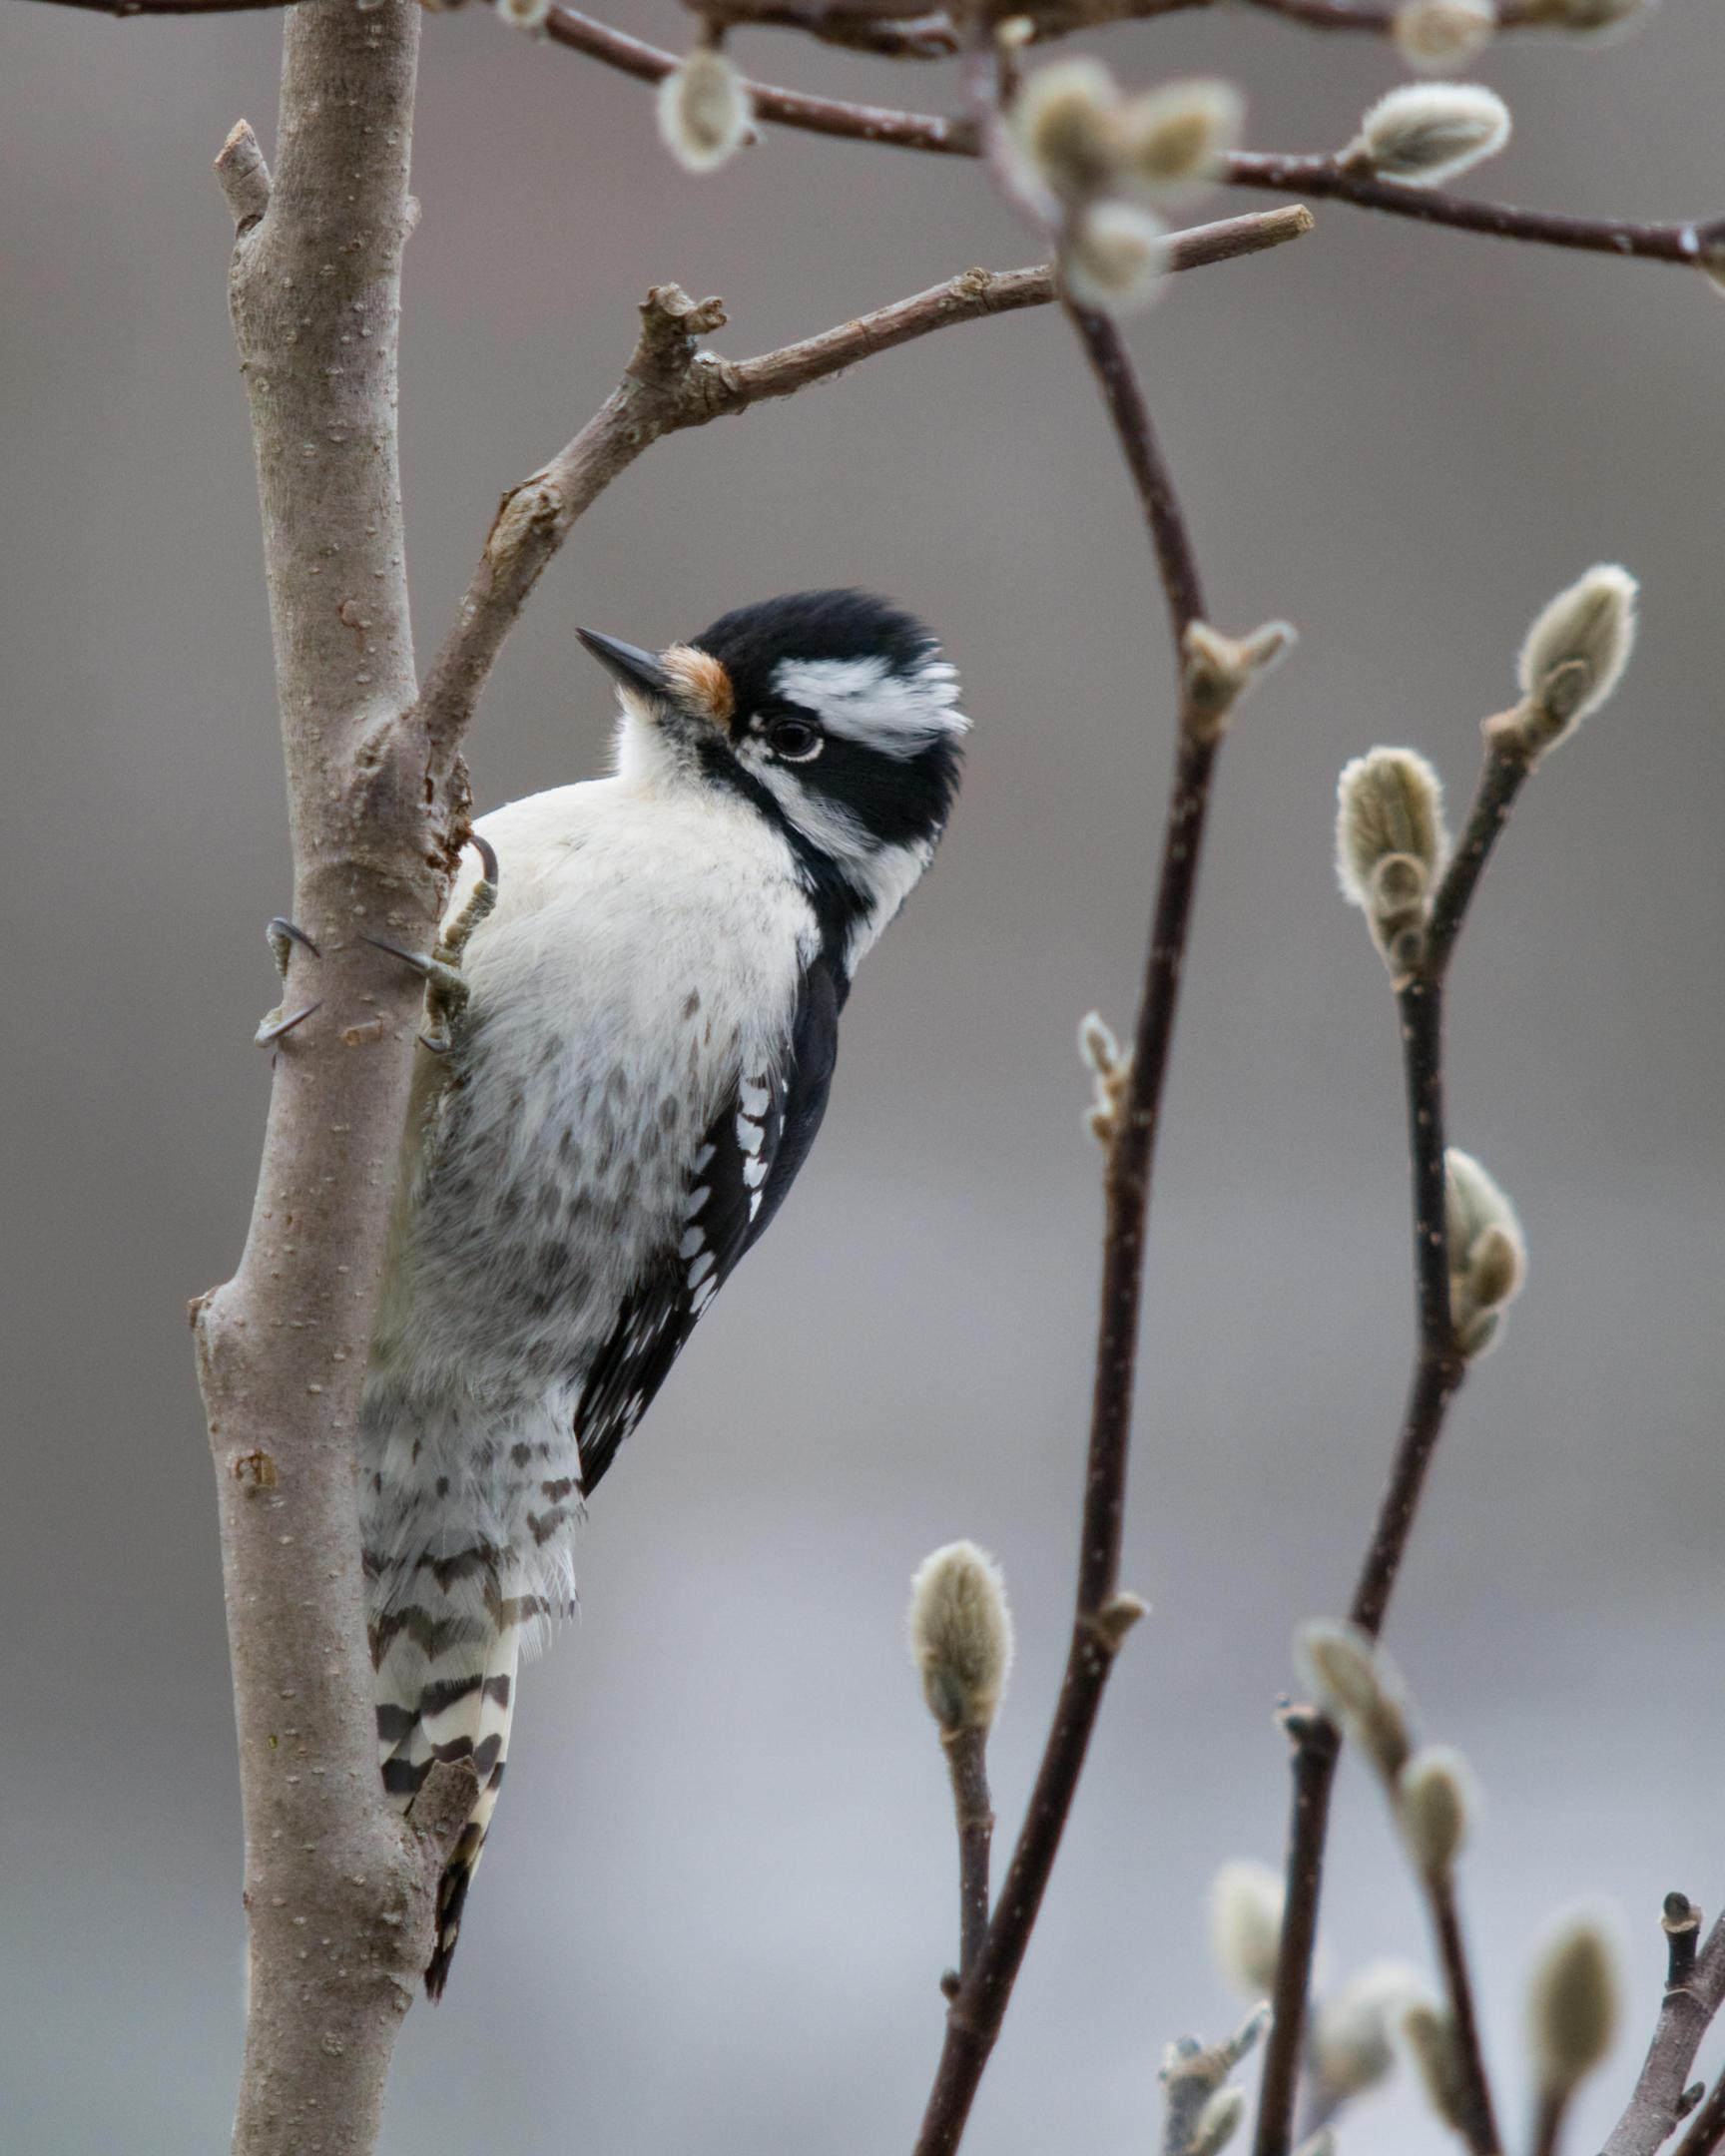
(367, 777, 816, 1411)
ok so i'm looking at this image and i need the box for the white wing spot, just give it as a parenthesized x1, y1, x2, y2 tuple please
(737, 1113, 765, 1157)
(739, 1078, 771, 1117)
(684, 1184, 710, 1220)
(679, 1227, 706, 1261)
(687, 1251, 716, 1289)
(742, 1156, 769, 1190)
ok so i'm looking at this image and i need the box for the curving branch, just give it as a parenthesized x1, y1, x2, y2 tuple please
(414, 205, 1310, 760)
(1252, 743, 1533, 2156)
(542, 7, 1725, 271)
(909, 41, 1295, 2154)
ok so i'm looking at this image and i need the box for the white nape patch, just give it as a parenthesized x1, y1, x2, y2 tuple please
(845, 836, 934, 973)
(771, 655, 968, 760)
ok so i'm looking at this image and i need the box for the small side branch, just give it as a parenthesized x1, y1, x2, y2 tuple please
(543, 6, 1725, 271)
(1602, 1902, 1725, 2156)
(944, 1727, 994, 1983)
(414, 207, 1308, 762)
(1252, 740, 1538, 2156)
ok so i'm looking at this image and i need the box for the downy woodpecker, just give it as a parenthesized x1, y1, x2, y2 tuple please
(355, 588, 967, 1992)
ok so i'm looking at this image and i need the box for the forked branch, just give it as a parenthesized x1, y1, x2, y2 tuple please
(415, 205, 1310, 760)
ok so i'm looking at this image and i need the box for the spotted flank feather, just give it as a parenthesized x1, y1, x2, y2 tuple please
(575, 957, 840, 1495)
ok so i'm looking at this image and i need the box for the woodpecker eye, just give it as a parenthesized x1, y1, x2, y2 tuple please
(765, 714, 823, 762)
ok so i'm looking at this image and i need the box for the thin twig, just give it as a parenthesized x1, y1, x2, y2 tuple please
(414, 207, 1309, 762)
(944, 1727, 994, 1983)
(1532, 2086, 1568, 2156)
(1602, 1904, 1725, 2156)
(1431, 1882, 1503, 2156)
(910, 43, 1245, 2150)
(1252, 740, 1538, 2156)
(1227, 155, 1724, 268)
(1674, 2081, 1725, 2156)
(541, 5, 1725, 270)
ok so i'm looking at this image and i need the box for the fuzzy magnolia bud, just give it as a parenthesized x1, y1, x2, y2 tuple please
(1314, 1961, 1425, 2098)
(1394, 0, 1495, 69)
(907, 1541, 1014, 1734)
(1010, 57, 1123, 201)
(1210, 1860, 1285, 2000)
(494, 0, 551, 28)
(1510, 563, 1638, 755)
(1445, 1148, 1526, 1357)
(1403, 2001, 1469, 2132)
(1119, 80, 1244, 200)
(1062, 202, 1169, 315)
(1335, 748, 1448, 976)
(1398, 1744, 1476, 1883)
(1527, 1912, 1619, 2097)
(1182, 619, 1296, 743)
(656, 48, 752, 175)
(1296, 1619, 1413, 1779)
(1346, 83, 1511, 187)
(1190, 2086, 1248, 2156)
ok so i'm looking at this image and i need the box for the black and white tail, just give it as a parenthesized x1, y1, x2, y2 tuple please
(368, 1552, 535, 1998)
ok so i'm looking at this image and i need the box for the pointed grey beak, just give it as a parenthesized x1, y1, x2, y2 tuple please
(576, 627, 672, 702)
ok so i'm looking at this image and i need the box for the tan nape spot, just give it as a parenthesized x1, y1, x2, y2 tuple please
(662, 645, 736, 728)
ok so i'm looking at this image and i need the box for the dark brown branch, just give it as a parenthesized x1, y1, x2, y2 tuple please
(1239, 0, 1544, 28)
(1602, 1904, 1725, 2156)
(542, 12, 1725, 271)
(1226, 155, 1723, 267)
(414, 208, 1309, 760)
(1674, 2080, 1725, 2156)
(944, 1727, 994, 1983)
(545, 5, 978, 154)
(1432, 1883, 1503, 2156)
(19, 0, 300, 13)
(1253, 736, 1542, 2156)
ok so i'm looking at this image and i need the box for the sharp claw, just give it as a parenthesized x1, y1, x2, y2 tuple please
(358, 933, 433, 978)
(268, 917, 321, 959)
(256, 1000, 323, 1046)
(469, 832, 499, 886)
(418, 1032, 451, 1056)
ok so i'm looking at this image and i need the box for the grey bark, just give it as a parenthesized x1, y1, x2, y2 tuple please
(194, 6, 475, 2152)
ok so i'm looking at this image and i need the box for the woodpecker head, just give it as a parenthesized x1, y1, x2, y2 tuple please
(579, 588, 967, 971)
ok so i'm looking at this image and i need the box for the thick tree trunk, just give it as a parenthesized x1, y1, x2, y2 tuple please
(194, 6, 471, 2149)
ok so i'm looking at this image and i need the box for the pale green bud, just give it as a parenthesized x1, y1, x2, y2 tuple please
(907, 1541, 1014, 1734)
(1182, 618, 1296, 743)
(1398, 1743, 1476, 1883)
(1403, 2001, 1469, 2131)
(1314, 1960, 1425, 2097)
(1335, 749, 1448, 973)
(1513, 563, 1638, 754)
(1010, 58, 1123, 202)
(1296, 1618, 1414, 1779)
(1347, 83, 1511, 187)
(1209, 1859, 1285, 2000)
(1062, 202, 1170, 316)
(656, 49, 752, 175)
(495, 0, 551, 27)
(1394, 0, 1495, 70)
(1445, 1149, 1526, 1355)
(1528, 1911, 1620, 2096)
(1190, 2086, 1248, 2156)
(1119, 80, 1244, 201)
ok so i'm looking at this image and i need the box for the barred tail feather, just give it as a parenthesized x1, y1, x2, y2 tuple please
(369, 1557, 534, 1998)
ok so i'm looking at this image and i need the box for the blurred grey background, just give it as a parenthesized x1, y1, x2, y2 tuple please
(3, 2, 1723, 2150)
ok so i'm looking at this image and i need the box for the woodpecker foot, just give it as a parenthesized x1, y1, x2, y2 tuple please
(361, 831, 499, 1057)
(257, 918, 323, 1046)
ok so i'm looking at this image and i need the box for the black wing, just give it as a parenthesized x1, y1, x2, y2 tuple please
(574, 959, 842, 1496)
